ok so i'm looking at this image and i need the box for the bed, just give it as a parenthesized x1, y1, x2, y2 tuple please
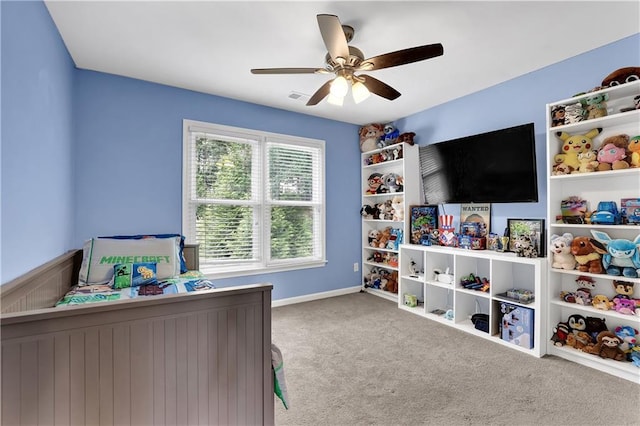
(1, 244, 274, 425)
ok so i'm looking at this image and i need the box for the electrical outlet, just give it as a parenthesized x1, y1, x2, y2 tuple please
(353, 262, 359, 272)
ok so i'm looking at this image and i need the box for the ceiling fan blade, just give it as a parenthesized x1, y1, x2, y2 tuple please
(317, 14, 349, 63)
(306, 80, 333, 106)
(359, 43, 444, 71)
(360, 74, 401, 100)
(251, 68, 326, 75)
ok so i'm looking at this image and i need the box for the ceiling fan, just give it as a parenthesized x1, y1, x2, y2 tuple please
(250, 14, 444, 106)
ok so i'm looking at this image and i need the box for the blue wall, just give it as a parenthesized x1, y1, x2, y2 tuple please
(73, 71, 361, 300)
(1, 1, 75, 283)
(1, 1, 638, 301)
(397, 33, 640, 236)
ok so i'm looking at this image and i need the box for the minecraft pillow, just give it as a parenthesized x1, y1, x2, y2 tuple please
(100, 234, 188, 273)
(78, 237, 181, 285)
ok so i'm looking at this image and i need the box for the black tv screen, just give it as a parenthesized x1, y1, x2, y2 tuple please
(419, 123, 538, 204)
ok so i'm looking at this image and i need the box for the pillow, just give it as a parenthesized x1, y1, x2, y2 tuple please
(100, 234, 188, 273)
(113, 262, 158, 289)
(79, 237, 181, 285)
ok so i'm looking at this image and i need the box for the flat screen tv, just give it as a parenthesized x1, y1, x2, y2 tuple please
(419, 123, 538, 204)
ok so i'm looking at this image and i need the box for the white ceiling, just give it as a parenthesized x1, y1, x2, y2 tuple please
(44, 1, 639, 126)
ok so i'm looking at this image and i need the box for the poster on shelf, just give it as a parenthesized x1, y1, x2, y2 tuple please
(460, 203, 491, 236)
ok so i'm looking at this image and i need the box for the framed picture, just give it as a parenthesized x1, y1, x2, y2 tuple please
(507, 218, 545, 257)
(409, 205, 439, 246)
(460, 203, 491, 236)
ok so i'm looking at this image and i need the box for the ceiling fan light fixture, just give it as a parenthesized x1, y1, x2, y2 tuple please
(327, 93, 344, 106)
(329, 75, 349, 97)
(351, 81, 370, 104)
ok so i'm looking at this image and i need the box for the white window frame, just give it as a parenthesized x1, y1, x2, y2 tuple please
(182, 119, 327, 278)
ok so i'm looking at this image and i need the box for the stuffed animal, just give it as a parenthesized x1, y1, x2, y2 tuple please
(567, 314, 587, 334)
(377, 227, 392, 248)
(550, 233, 576, 270)
(612, 280, 635, 300)
(360, 204, 377, 219)
(550, 105, 566, 127)
(554, 128, 602, 170)
(391, 196, 404, 222)
(615, 326, 638, 360)
(512, 234, 537, 258)
(592, 294, 613, 310)
(550, 321, 570, 346)
(585, 316, 608, 342)
(613, 298, 637, 315)
(566, 331, 593, 351)
(366, 173, 384, 194)
(359, 123, 384, 152)
(628, 135, 640, 167)
(591, 331, 625, 361)
(564, 102, 585, 124)
(601, 67, 640, 87)
(377, 200, 394, 221)
(570, 236, 606, 274)
(590, 230, 640, 277)
(397, 132, 416, 145)
(585, 93, 608, 119)
(597, 134, 630, 171)
(575, 150, 599, 173)
(382, 173, 403, 193)
(551, 162, 574, 175)
(379, 123, 400, 147)
(368, 229, 380, 247)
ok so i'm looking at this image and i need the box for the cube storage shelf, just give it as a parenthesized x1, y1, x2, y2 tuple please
(398, 244, 547, 358)
(546, 80, 640, 384)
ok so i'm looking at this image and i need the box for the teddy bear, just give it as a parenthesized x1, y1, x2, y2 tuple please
(359, 123, 384, 153)
(574, 150, 599, 173)
(566, 331, 593, 351)
(549, 233, 576, 270)
(570, 236, 606, 274)
(397, 132, 416, 145)
(597, 134, 630, 171)
(554, 128, 602, 170)
(377, 227, 392, 248)
(391, 196, 404, 222)
(628, 135, 640, 167)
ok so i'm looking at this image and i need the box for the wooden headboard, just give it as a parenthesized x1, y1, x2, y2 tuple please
(0, 244, 200, 314)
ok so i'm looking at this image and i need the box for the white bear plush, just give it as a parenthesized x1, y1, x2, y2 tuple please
(391, 196, 404, 222)
(550, 233, 576, 270)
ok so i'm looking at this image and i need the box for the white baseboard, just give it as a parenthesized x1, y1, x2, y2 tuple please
(272, 286, 361, 308)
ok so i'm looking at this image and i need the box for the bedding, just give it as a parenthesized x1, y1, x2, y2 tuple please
(55, 271, 215, 307)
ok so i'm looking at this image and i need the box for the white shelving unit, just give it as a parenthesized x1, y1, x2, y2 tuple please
(545, 80, 640, 383)
(398, 244, 547, 358)
(361, 142, 420, 302)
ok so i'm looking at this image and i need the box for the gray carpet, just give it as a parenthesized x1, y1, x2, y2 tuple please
(273, 292, 639, 426)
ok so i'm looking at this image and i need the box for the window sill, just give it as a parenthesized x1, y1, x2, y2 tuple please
(200, 260, 328, 280)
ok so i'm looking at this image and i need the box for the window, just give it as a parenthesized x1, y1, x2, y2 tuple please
(183, 120, 326, 277)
